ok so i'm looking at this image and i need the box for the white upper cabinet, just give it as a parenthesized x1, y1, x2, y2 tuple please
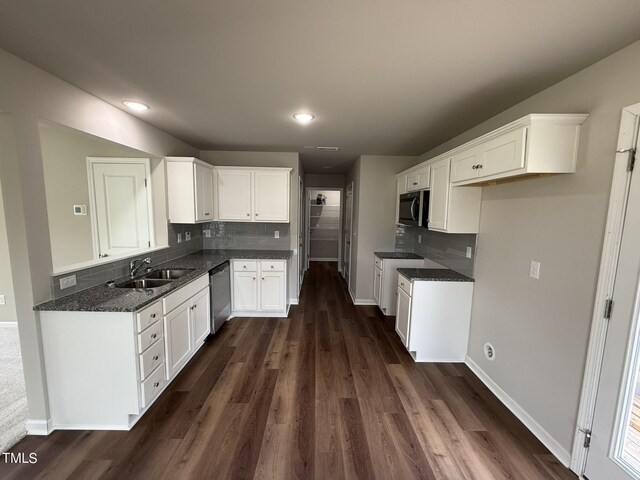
(253, 170, 290, 222)
(166, 157, 215, 224)
(217, 167, 291, 223)
(407, 166, 430, 191)
(428, 158, 451, 231)
(449, 114, 587, 186)
(217, 169, 253, 221)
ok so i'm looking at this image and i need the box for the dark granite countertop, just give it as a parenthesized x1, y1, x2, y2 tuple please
(374, 251, 423, 260)
(396, 268, 474, 282)
(35, 249, 292, 313)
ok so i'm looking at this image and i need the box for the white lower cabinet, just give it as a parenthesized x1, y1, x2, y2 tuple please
(395, 273, 473, 362)
(232, 259, 288, 316)
(39, 273, 210, 431)
(373, 255, 429, 316)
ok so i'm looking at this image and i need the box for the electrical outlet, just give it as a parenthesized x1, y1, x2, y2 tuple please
(204, 229, 211, 238)
(0, 294, 5, 305)
(466, 247, 473, 258)
(59, 275, 77, 290)
(177, 233, 182, 243)
(185, 232, 191, 241)
(274, 231, 279, 238)
(529, 260, 541, 279)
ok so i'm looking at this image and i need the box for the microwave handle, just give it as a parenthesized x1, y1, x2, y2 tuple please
(411, 198, 419, 221)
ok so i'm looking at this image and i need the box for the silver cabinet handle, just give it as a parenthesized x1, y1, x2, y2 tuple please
(262, 277, 265, 280)
(246, 213, 250, 216)
(270, 266, 274, 269)
(253, 277, 256, 280)
(151, 333, 157, 339)
(243, 265, 247, 269)
(99, 253, 109, 258)
(255, 213, 259, 216)
(205, 212, 210, 216)
(153, 355, 159, 361)
(153, 382, 160, 387)
(150, 313, 156, 319)
(400, 283, 404, 287)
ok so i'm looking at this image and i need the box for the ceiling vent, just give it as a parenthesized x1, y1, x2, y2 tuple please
(316, 146, 339, 151)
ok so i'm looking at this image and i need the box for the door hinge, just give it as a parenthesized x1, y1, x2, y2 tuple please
(579, 428, 592, 448)
(604, 298, 614, 320)
(618, 148, 636, 172)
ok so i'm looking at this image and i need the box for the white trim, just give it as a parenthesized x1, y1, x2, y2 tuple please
(305, 187, 344, 273)
(51, 245, 170, 276)
(26, 418, 53, 436)
(0, 321, 18, 327)
(353, 299, 377, 306)
(289, 298, 299, 305)
(229, 311, 290, 319)
(571, 102, 640, 475)
(466, 356, 571, 467)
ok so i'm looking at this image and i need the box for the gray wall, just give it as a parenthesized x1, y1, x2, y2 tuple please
(0, 47, 198, 426)
(348, 155, 418, 301)
(304, 173, 345, 188)
(200, 150, 302, 302)
(0, 116, 17, 323)
(418, 39, 640, 455)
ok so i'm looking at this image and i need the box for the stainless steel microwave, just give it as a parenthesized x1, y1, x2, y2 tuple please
(398, 191, 429, 227)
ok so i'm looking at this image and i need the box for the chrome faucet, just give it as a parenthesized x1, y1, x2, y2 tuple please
(129, 257, 152, 277)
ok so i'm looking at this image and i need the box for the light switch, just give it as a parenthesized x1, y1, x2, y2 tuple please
(529, 260, 541, 279)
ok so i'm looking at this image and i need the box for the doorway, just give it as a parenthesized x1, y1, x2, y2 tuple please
(306, 188, 342, 269)
(573, 103, 640, 479)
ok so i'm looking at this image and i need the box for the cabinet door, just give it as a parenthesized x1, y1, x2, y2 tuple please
(254, 170, 290, 222)
(233, 271, 258, 311)
(450, 148, 480, 183)
(218, 170, 252, 221)
(195, 164, 214, 222)
(407, 167, 430, 192)
(397, 174, 408, 195)
(395, 288, 411, 348)
(191, 288, 210, 345)
(373, 267, 382, 305)
(164, 302, 192, 380)
(479, 127, 526, 178)
(260, 271, 285, 311)
(428, 158, 450, 231)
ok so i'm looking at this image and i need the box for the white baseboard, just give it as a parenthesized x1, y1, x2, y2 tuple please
(465, 356, 571, 467)
(26, 418, 53, 435)
(354, 299, 377, 306)
(289, 298, 299, 305)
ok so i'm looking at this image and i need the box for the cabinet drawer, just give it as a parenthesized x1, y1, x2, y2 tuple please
(163, 274, 209, 314)
(233, 260, 257, 272)
(140, 339, 165, 380)
(140, 364, 165, 408)
(136, 301, 162, 333)
(137, 320, 162, 353)
(374, 257, 382, 269)
(260, 260, 285, 272)
(398, 274, 412, 296)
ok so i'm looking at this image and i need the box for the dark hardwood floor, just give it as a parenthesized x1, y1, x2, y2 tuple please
(1, 262, 576, 479)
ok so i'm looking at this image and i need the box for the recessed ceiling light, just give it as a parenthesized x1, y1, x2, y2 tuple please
(293, 112, 314, 124)
(123, 100, 150, 112)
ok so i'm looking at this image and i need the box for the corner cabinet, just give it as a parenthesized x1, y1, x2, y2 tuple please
(39, 274, 210, 431)
(217, 167, 291, 223)
(231, 259, 288, 316)
(166, 157, 216, 223)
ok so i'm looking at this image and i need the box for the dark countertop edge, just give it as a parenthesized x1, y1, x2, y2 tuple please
(373, 251, 424, 260)
(396, 268, 474, 283)
(34, 249, 292, 313)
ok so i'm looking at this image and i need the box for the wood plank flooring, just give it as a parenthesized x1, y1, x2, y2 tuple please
(0, 262, 576, 479)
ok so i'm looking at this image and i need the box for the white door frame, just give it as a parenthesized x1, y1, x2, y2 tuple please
(571, 102, 640, 475)
(344, 182, 354, 285)
(298, 175, 305, 294)
(305, 187, 343, 271)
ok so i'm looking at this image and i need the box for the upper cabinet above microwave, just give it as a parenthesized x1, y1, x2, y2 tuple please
(217, 167, 291, 223)
(449, 114, 588, 186)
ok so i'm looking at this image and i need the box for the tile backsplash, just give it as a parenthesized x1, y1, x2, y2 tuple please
(202, 222, 290, 250)
(395, 225, 477, 278)
(50, 223, 203, 299)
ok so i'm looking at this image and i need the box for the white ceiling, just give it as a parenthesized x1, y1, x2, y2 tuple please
(1, 1, 640, 173)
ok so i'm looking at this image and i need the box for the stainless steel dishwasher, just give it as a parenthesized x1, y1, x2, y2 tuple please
(209, 261, 231, 333)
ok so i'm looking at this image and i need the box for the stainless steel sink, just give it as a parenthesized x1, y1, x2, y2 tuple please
(116, 278, 173, 289)
(143, 268, 194, 280)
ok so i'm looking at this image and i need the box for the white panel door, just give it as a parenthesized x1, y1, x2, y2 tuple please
(373, 267, 382, 305)
(195, 164, 214, 222)
(233, 271, 258, 311)
(260, 271, 285, 311)
(395, 288, 411, 348)
(191, 288, 210, 346)
(254, 170, 290, 222)
(217, 170, 252, 221)
(164, 302, 192, 380)
(91, 161, 150, 257)
(428, 158, 451, 231)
